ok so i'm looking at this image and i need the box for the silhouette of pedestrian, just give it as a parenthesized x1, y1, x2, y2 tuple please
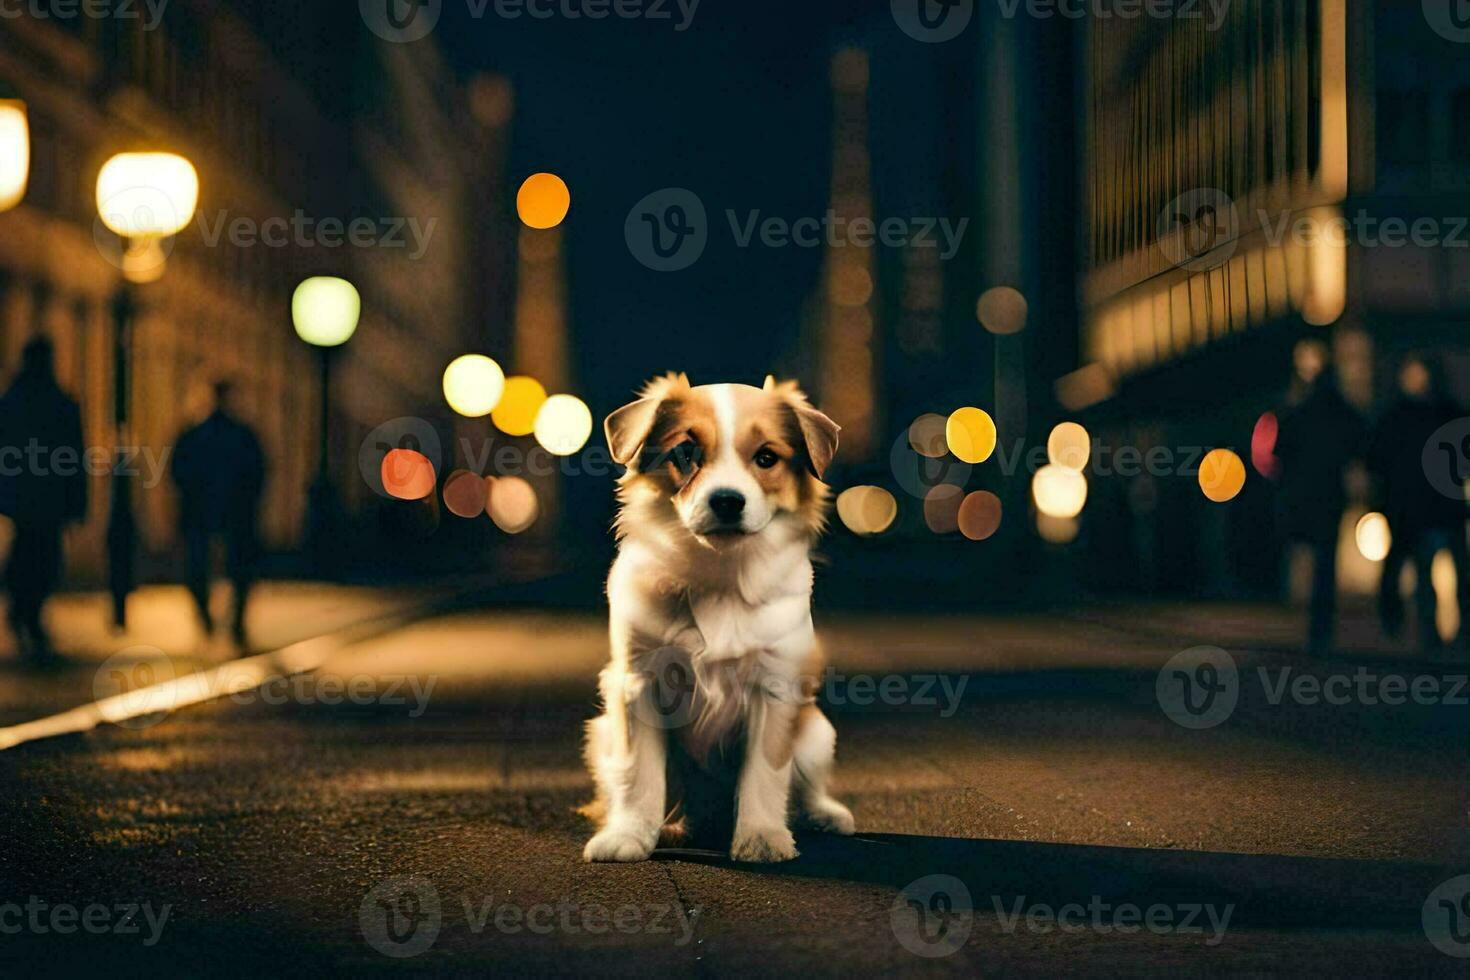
(1369, 353, 1468, 653)
(0, 337, 87, 663)
(1274, 340, 1365, 655)
(171, 380, 265, 647)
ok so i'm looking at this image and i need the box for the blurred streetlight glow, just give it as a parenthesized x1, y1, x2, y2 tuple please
(120, 238, 168, 284)
(442, 354, 506, 419)
(516, 172, 571, 229)
(1198, 449, 1247, 503)
(534, 394, 593, 456)
(946, 407, 997, 464)
(976, 286, 1028, 335)
(1047, 422, 1091, 471)
(0, 99, 29, 212)
(96, 152, 199, 238)
(1037, 513, 1080, 544)
(492, 376, 548, 436)
(1251, 412, 1280, 478)
(443, 470, 488, 519)
(1033, 464, 1087, 519)
(923, 484, 964, 534)
(958, 491, 1002, 541)
(292, 277, 361, 347)
(836, 485, 897, 536)
(488, 476, 539, 533)
(1354, 512, 1391, 563)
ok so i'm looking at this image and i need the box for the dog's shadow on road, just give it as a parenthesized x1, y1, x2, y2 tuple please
(654, 832, 1448, 930)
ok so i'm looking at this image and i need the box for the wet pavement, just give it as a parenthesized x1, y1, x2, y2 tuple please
(2, 596, 1469, 976)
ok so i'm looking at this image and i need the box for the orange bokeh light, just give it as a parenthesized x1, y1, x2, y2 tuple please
(516, 172, 571, 229)
(382, 449, 436, 501)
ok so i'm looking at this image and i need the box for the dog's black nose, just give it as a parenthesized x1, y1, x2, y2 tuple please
(708, 489, 746, 524)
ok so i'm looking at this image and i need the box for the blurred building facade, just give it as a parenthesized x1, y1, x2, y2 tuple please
(1072, 0, 1470, 597)
(0, 2, 509, 583)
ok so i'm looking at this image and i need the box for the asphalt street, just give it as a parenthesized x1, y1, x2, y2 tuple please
(3, 595, 1470, 976)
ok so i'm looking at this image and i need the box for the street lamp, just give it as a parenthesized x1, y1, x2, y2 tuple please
(95, 151, 198, 628)
(292, 276, 360, 572)
(0, 97, 29, 212)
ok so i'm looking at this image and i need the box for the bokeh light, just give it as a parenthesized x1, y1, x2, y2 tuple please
(957, 491, 1002, 541)
(491, 376, 548, 436)
(946, 407, 997, 464)
(836, 485, 897, 536)
(442, 354, 506, 419)
(292, 277, 361, 347)
(488, 476, 539, 533)
(96, 152, 199, 238)
(1198, 448, 1246, 503)
(443, 469, 487, 519)
(908, 414, 948, 459)
(1047, 422, 1091, 472)
(924, 484, 964, 535)
(1251, 412, 1280, 478)
(534, 394, 593, 456)
(381, 449, 435, 501)
(1037, 513, 1080, 544)
(829, 265, 874, 307)
(516, 172, 570, 229)
(976, 286, 1028, 335)
(1433, 550, 1460, 643)
(1032, 464, 1088, 519)
(0, 100, 29, 212)
(121, 238, 167, 284)
(1354, 512, 1392, 563)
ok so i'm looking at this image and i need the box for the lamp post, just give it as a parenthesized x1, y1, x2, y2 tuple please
(0, 96, 29, 213)
(96, 151, 199, 627)
(291, 276, 360, 572)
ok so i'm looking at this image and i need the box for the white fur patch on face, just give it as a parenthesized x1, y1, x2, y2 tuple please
(679, 383, 772, 539)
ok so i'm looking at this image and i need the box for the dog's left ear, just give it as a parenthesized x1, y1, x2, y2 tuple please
(605, 398, 661, 467)
(765, 376, 840, 479)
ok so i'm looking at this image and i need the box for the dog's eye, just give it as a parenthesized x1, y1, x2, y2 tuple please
(754, 448, 780, 470)
(670, 440, 701, 472)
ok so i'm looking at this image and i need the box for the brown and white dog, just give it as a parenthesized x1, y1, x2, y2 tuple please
(583, 374, 855, 863)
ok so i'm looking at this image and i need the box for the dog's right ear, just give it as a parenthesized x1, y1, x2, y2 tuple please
(604, 373, 690, 467)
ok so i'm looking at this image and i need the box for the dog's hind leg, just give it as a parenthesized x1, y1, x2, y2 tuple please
(791, 706, 855, 835)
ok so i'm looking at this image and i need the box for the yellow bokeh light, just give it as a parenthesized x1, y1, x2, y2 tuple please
(836, 486, 897, 536)
(96, 152, 199, 238)
(534, 394, 593, 456)
(292, 277, 361, 347)
(121, 238, 167, 284)
(1032, 464, 1088, 519)
(1198, 448, 1246, 503)
(1047, 422, 1091, 472)
(516, 172, 571, 229)
(1354, 512, 1392, 563)
(488, 476, 539, 533)
(1433, 550, 1460, 643)
(1037, 513, 1079, 544)
(0, 100, 29, 213)
(946, 407, 997, 464)
(492, 376, 548, 436)
(442, 354, 506, 419)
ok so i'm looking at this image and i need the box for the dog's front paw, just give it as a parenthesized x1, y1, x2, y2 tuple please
(731, 825, 798, 863)
(584, 824, 656, 863)
(806, 799, 855, 836)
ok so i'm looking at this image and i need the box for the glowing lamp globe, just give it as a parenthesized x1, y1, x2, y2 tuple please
(1032, 464, 1088, 519)
(96, 152, 199, 238)
(292, 277, 361, 348)
(0, 100, 29, 213)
